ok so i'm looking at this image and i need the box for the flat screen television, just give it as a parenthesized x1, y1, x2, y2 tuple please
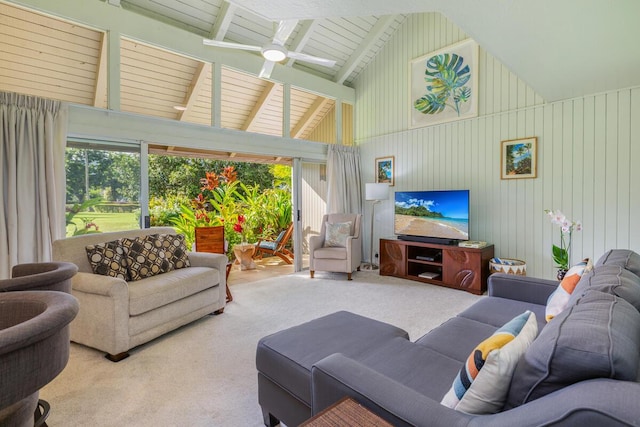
(394, 190, 469, 244)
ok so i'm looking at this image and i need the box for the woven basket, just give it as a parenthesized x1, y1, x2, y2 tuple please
(489, 258, 527, 276)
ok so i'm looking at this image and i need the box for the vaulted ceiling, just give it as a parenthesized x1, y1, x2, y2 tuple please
(2, 0, 639, 146)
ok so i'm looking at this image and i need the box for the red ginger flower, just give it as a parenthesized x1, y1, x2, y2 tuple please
(220, 166, 237, 183)
(200, 172, 219, 191)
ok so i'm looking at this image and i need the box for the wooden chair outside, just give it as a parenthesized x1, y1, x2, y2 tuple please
(194, 226, 233, 302)
(254, 223, 294, 265)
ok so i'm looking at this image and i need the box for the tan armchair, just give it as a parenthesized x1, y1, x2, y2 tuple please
(309, 213, 362, 280)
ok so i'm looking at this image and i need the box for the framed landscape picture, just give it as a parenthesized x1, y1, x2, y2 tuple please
(375, 156, 394, 186)
(410, 39, 479, 128)
(501, 137, 537, 179)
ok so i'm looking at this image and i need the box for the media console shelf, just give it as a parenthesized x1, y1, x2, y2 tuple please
(379, 238, 494, 295)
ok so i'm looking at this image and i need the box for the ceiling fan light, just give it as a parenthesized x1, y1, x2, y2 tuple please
(262, 44, 287, 62)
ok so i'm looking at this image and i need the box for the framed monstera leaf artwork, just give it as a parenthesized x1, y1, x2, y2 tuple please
(410, 39, 479, 128)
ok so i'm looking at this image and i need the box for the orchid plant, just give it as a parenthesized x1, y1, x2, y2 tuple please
(545, 209, 582, 271)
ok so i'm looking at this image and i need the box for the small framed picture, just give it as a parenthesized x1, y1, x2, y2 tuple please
(375, 156, 394, 186)
(501, 137, 537, 179)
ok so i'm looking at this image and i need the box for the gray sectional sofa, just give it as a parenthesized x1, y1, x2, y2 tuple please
(257, 249, 640, 426)
(53, 227, 227, 361)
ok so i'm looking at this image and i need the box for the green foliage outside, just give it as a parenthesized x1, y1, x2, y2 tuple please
(65, 148, 293, 251)
(169, 166, 292, 254)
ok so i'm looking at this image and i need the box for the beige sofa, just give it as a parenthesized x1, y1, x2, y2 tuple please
(52, 227, 227, 361)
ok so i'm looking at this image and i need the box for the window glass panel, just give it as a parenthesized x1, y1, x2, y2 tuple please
(65, 147, 140, 236)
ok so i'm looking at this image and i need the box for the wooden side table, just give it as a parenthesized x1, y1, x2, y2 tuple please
(300, 397, 393, 427)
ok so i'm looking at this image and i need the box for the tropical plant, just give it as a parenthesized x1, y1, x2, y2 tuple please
(545, 209, 582, 271)
(65, 198, 103, 236)
(170, 166, 293, 255)
(414, 53, 471, 116)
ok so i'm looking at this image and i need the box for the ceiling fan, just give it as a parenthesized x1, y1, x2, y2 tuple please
(203, 19, 336, 79)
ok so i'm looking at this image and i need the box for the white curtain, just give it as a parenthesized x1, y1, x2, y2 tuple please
(0, 92, 68, 278)
(326, 144, 362, 214)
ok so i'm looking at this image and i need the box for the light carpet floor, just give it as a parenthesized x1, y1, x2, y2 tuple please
(40, 270, 482, 426)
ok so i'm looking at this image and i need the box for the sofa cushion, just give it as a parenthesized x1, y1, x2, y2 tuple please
(121, 234, 171, 281)
(545, 258, 592, 321)
(85, 239, 130, 280)
(415, 316, 498, 362)
(569, 264, 640, 312)
(159, 233, 191, 270)
(458, 297, 547, 333)
(505, 291, 640, 408)
(257, 311, 409, 406)
(596, 249, 640, 277)
(324, 221, 352, 247)
(128, 266, 219, 316)
(358, 336, 464, 402)
(441, 311, 537, 414)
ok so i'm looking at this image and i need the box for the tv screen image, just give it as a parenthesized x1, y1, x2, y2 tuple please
(394, 190, 469, 241)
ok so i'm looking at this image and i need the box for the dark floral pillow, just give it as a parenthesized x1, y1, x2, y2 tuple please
(121, 234, 170, 281)
(159, 233, 191, 270)
(86, 240, 130, 280)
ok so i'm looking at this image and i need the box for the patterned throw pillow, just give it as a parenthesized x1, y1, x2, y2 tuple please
(545, 258, 593, 322)
(323, 221, 352, 248)
(85, 240, 130, 280)
(121, 234, 170, 281)
(441, 311, 538, 414)
(159, 233, 191, 270)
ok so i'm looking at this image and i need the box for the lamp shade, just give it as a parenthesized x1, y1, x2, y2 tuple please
(365, 183, 389, 201)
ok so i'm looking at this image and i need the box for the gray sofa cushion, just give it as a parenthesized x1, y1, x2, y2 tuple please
(505, 291, 640, 409)
(596, 249, 640, 277)
(414, 316, 497, 362)
(569, 265, 640, 311)
(358, 336, 463, 401)
(256, 311, 409, 405)
(457, 297, 547, 332)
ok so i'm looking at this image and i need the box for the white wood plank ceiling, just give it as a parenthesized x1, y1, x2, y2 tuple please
(0, 1, 402, 151)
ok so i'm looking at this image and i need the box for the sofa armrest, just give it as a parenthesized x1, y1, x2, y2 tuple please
(72, 272, 128, 296)
(488, 274, 558, 305)
(313, 355, 640, 427)
(187, 252, 228, 286)
(69, 272, 130, 356)
(312, 353, 472, 427)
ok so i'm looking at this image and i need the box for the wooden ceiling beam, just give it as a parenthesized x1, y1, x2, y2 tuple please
(334, 15, 396, 84)
(241, 81, 278, 132)
(209, 1, 237, 41)
(178, 62, 211, 121)
(93, 31, 108, 107)
(290, 95, 331, 138)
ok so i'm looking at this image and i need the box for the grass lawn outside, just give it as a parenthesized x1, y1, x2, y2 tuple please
(67, 211, 141, 236)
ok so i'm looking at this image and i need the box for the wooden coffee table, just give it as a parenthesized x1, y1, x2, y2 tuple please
(300, 397, 393, 427)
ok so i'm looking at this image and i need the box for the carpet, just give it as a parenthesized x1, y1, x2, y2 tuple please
(40, 270, 481, 426)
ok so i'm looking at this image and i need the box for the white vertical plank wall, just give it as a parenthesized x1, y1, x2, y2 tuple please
(355, 12, 640, 279)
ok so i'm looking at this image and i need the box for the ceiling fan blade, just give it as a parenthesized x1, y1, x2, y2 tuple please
(258, 60, 276, 79)
(272, 19, 299, 46)
(203, 39, 262, 52)
(287, 52, 336, 68)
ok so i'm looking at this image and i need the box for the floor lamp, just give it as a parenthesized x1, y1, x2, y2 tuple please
(362, 182, 389, 270)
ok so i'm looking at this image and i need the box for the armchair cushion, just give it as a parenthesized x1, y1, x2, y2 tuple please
(324, 221, 352, 248)
(85, 240, 130, 280)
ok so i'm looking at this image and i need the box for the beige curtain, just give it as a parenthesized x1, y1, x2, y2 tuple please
(0, 92, 68, 278)
(326, 144, 362, 214)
